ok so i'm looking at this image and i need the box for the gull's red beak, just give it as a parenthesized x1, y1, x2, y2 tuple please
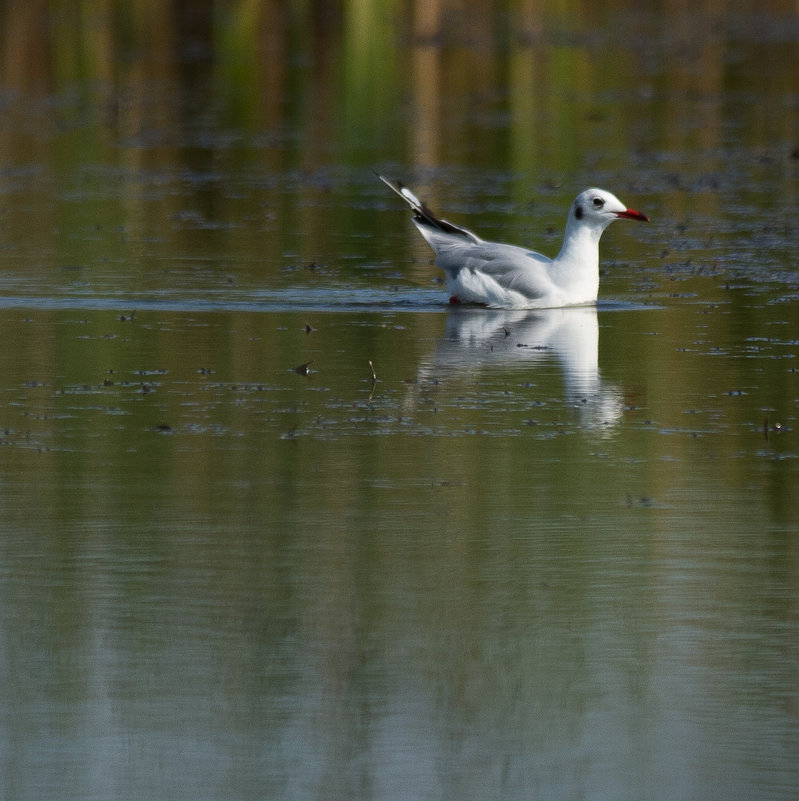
(616, 207, 650, 222)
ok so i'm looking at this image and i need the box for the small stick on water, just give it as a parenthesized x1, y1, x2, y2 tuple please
(368, 361, 378, 401)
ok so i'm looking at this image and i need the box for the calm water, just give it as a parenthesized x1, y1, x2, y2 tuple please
(1, 3, 798, 800)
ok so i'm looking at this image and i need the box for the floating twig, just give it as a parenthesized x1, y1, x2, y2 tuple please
(368, 360, 378, 401)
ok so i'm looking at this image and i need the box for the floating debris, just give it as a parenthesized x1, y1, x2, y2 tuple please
(625, 493, 655, 508)
(282, 261, 338, 276)
(367, 360, 378, 400)
(294, 361, 313, 376)
(763, 417, 784, 439)
(304, 322, 316, 334)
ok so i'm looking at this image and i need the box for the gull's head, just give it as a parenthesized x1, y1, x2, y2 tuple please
(572, 188, 650, 230)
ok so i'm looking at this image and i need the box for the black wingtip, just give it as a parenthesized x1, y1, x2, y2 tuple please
(377, 172, 480, 244)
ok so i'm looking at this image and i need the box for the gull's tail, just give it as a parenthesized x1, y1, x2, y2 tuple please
(376, 172, 481, 244)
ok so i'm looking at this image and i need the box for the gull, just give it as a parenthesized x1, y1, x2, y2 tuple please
(378, 174, 649, 309)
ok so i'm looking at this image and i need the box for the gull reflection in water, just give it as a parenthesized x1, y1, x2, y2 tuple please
(415, 305, 624, 431)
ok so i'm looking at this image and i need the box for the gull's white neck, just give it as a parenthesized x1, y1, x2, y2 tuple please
(549, 219, 605, 300)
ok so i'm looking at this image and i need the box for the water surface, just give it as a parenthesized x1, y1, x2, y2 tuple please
(1, 3, 798, 800)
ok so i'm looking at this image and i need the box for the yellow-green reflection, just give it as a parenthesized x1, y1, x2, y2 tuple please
(1, 3, 799, 800)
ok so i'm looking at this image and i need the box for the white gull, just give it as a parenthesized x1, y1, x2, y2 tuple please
(378, 174, 649, 309)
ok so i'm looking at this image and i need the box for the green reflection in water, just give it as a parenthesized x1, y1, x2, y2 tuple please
(1, 2, 799, 800)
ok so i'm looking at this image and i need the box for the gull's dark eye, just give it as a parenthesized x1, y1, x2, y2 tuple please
(592, 196, 605, 208)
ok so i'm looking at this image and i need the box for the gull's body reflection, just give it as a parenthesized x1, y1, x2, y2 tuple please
(414, 305, 624, 430)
